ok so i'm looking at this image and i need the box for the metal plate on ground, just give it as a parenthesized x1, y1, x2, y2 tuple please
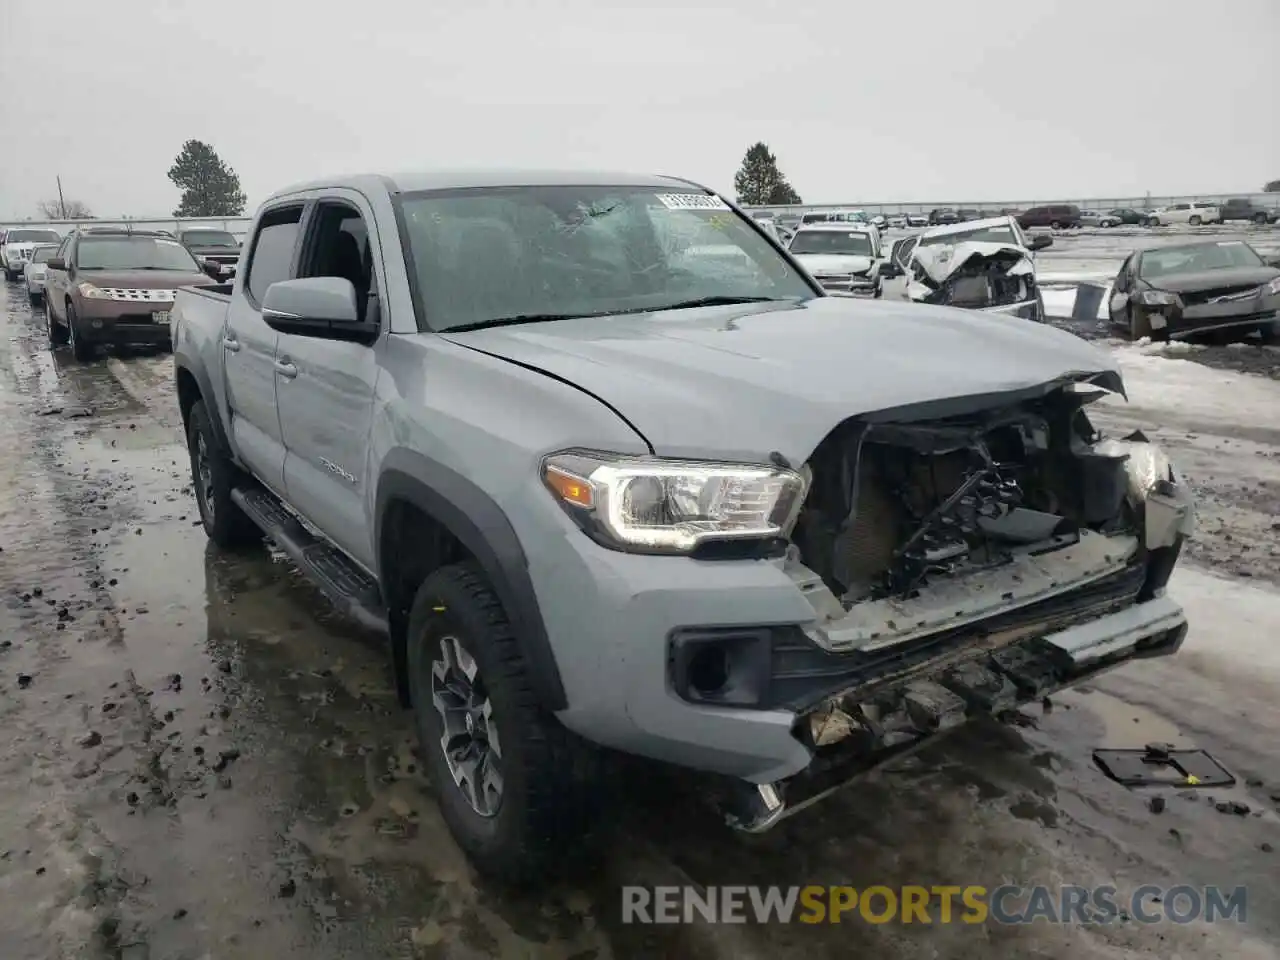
(1093, 746, 1235, 788)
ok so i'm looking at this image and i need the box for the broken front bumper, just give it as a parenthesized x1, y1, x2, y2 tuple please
(722, 587, 1188, 832)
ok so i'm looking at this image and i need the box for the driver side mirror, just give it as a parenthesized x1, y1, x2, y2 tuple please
(878, 261, 903, 279)
(262, 276, 376, 344)
(47, 258, 66, 270)
(1027, 235, 1053, 252)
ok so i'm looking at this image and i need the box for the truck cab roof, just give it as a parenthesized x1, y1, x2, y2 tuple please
(263, 169, 709, 204)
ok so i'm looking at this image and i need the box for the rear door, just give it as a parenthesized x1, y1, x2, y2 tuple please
(223, 203, 304, 493)
(44, 234, 75, 324)
(275, 192, 383, 570)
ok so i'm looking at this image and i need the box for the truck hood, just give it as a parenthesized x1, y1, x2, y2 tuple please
(792, 253, 875, 275)
(440, 297, 1123, 465)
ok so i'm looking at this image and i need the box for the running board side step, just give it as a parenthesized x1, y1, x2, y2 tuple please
(231, 486, 388, 634)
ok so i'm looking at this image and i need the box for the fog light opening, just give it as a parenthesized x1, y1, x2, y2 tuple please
(688, 645, 730, 696)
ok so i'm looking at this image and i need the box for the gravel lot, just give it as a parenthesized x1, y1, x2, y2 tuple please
(3, 229, 1279, 959)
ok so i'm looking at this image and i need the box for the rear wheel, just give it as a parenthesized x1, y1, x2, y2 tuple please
(408, 563, 599, 883)
(1189, 215, 1202, 226)
(1259, 322, 1278, 346)
(1147, 216, 1161, 227)
(1255, 212, 1269, 225)
(1049, 220, 1062, 230)
(186, 400, 259, 548)
(67, 302, 94, 362)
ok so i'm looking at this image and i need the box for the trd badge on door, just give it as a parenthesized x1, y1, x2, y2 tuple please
(320, 457, 357, 484)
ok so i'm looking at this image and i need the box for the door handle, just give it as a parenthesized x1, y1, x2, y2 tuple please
(222, 335, 240, 353)
(274, 359, 298, 380)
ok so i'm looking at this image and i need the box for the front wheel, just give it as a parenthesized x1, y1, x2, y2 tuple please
(1130, 306, 1167, 342)
(1259, 322, 1279, 346)
(1049, 220, 1062, 230)
(47, 300, 68, 345)
(27, 289, 42, 305)
(408, 563, 599, 883)
(66, 302, 94, 362)
(186, 400, 260, 548)
(1255, 213, 1269, 225)
(1147, 216, 1161, 227)
(1189, 215, 1202, 226)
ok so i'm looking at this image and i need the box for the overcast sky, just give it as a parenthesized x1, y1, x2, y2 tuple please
(1, 0, 1276, 219)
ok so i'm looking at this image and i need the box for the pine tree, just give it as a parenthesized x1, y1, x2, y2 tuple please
(168, 140, 248, 217)
(733, 143, 803, 206)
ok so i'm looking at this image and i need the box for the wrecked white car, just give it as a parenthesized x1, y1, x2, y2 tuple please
(788, 222, 884, 297)
(881, 216, 1053, 321)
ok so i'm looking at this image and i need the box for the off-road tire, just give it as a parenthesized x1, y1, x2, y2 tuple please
(67, 302, 94, 362)
(407, 563, 600, 883)
(186, 400, 260, 548)
(47, 301, 69, 345)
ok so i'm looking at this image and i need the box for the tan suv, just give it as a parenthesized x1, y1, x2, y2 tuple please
(44, 228, 213, 360)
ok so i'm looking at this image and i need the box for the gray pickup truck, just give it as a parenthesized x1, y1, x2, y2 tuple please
(172, 170, 1195, 879)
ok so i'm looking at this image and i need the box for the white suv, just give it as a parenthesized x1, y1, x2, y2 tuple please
(1146, 202, 1220, 227)
(2, 228, 63, 281)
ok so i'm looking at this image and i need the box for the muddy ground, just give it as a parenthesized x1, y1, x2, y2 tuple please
(2, 252, 1279, 959)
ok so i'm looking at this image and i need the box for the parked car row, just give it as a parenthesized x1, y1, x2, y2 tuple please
(755, 199, 1279, 235)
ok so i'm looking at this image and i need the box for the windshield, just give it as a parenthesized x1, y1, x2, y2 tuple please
(1140, 241, 1263, 279)
(179, 230, 238, 248)
(7, 229, 60, 244)
(76, 236, 202, 271)
(398, 185, 815, 331)
(789, 230, 874, 256)
(31, 246, 57, 263)
(919, 224, 1018, 247)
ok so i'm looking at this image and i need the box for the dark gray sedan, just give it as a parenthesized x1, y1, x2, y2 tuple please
(1107, 240, 1280, 343)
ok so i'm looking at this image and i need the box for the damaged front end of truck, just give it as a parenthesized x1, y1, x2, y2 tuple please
(906, 241, 1044, 322)
(718, 378, 1194, 831)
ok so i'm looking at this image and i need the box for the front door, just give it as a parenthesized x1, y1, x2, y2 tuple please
(276, 194, 383, 571)
(223, 204, 304, 493)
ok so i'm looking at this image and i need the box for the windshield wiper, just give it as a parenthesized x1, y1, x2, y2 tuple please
(621, 295, 787, 313)
(445, 312, 610, 332)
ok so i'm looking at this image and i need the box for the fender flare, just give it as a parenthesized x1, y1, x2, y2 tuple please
(174, 355, 233, 456)
(375, 450, 568, 711)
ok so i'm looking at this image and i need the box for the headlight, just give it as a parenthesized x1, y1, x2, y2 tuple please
(541, 451, 808, 554)
(1135, 289, 1181, 308)
(1092, 436, 1175, 503)
(1266, 277, 1280, 296)
(77, 282, 111, 300)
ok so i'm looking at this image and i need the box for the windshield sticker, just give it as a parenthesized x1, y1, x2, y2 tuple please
(656, 193, 730, 211)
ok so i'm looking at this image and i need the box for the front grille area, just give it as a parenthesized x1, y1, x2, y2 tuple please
(1182, 284, 1260, 307)
(99, 288, 178, 302)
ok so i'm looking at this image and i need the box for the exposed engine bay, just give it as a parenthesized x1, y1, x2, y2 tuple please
(783, 383, 1186, 654)
(906, 241, 1035, 310)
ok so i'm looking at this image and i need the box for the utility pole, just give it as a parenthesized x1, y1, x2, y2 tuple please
(56, 176, 67, 219)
